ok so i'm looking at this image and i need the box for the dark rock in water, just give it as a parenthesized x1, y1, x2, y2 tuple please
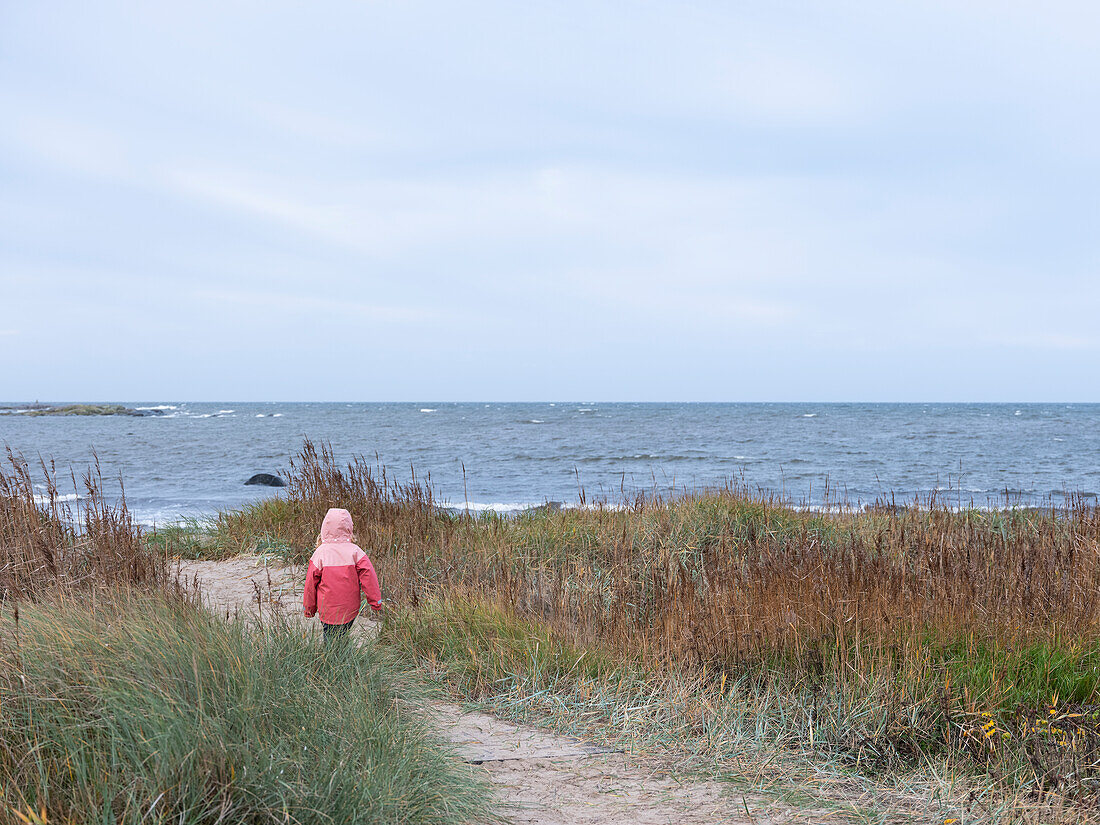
(245, 473, 287, 488)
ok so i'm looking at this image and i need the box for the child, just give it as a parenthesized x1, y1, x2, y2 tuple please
(302, 508, 382, 643)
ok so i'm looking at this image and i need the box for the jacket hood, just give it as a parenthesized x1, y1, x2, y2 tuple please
(319, 508, 354, 543)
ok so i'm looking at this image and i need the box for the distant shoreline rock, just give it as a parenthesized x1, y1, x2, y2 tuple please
(0, 404, 163, 417)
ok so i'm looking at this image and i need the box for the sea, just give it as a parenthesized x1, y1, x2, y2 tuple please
(1, 402, 1097, 526)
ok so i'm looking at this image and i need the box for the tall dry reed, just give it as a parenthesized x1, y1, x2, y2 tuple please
(0, 448, 167, 601)
(238, 441, 1100, 678)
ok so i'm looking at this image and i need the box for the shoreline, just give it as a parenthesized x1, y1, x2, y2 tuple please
(130, 492, 1099, 530)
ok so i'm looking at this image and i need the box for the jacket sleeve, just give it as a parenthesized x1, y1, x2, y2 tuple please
(355, 554, 382, 611)
(303, 559, 321, 617)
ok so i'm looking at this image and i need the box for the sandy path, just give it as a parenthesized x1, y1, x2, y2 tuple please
(178, 557, 811, 824)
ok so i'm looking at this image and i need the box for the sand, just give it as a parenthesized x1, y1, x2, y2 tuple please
(178, 556, 819, 824)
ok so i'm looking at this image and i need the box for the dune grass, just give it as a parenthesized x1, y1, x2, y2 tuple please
(0, 449, 488, 825)
(179, 439, 1100, 820)
(0, 592, 488, 825)
(1, 448, 168, 602)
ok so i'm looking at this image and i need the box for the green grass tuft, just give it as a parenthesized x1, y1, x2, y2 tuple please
(0, 592, 488, 825)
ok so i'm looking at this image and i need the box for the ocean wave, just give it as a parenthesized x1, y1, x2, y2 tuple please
(802, 413, 817, 418)
(420, 408, 437, 413)
(1049, 489, 1097, 498)
(574, 454, 709, 463)
(438, 501, 537, 513)
(130, 509, 196, 528)
(272, 413, 283, 417)
(439, 500, 631, 514)
(135, 405, 178, 411)
(32, 492, 81, 506)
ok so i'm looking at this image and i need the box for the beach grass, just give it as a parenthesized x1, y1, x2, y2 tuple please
(13, 437, 1100, 820)
(0, 449, 488, 825)
(0, 591, 488, 825)
(184, 439, 1100, 819)
(1, 448, 168, 601)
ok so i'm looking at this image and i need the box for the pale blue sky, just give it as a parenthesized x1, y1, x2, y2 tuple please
(2, 2, 1098, 401)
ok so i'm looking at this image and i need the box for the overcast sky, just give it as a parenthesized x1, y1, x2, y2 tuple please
(2, 2, 1098, 401)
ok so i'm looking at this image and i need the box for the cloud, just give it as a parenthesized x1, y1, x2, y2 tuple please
(1, 112, 132, 180)
(982, 333, 1099, 351)
(193, 288, 438, 326)
(2, 1, 1099, 398)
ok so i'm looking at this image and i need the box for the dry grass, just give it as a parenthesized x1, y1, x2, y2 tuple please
(202, 439, 1100, 816)
(0, 448, 168, 602)
(221, 441, 1100, 680)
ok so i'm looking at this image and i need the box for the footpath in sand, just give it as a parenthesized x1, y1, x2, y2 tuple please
(179, 556, 819, 825)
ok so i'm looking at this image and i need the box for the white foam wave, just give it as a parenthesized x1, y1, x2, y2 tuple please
(32, 492, 81, 506)
(439, 500, 632, 514)
(441, 501, 536, 513)
(217, 409, 235, 415)
(802, 413, 817, 418)
(130, 510, 194, 528)
(420, 408, 437, 413)
(256, 414, 265, 418)
(525, 419, 544, 424)
(272, 413, 283, 417)
(135, 405, 178, 411)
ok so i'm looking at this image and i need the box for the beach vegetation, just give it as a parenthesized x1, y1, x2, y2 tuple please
(0, 451, 487, 825)
(0, 448, 168, 602)
(0, 592, 487, 825)
(189, 439, 1100, 819)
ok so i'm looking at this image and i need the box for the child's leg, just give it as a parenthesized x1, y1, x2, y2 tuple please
(321, 619, 356, 645)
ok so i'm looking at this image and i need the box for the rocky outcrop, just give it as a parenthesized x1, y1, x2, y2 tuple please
(244, 473, 287, 488)
(0, 404, 163, 417)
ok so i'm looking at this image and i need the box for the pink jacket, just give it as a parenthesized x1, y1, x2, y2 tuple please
(303, 508, 382, 624)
